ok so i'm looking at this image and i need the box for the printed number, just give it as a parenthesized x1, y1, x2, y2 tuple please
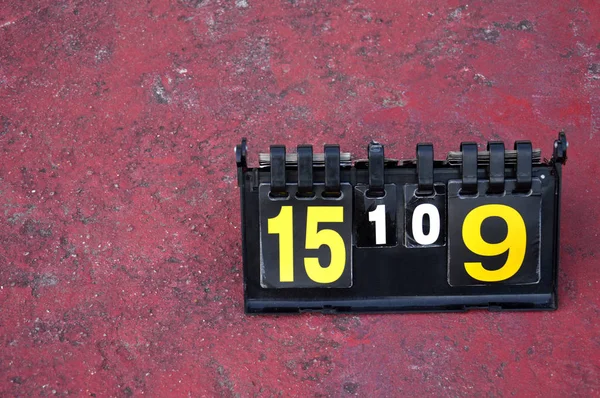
(305, 207, 346, 283)
(368, 205, 386, 245)
(412, 204, 441, 245)
(268, 206, 346, 284)
(462, 204, 527, 282)
(268, 206, 294, 282)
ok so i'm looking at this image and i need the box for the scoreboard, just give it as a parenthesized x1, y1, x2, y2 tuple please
(235, 133, 568, 314)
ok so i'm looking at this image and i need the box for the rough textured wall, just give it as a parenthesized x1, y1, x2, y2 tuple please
(0, 0, 598, 396)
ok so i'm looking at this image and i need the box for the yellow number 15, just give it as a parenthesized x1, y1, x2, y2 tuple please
(462, 204, 527, 282)
(268, 206, 346, 284)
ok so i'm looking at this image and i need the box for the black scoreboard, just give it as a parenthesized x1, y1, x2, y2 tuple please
(235, 133, 568, 314)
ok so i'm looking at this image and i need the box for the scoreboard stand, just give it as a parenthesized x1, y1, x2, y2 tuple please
(235, 133, 568, 314)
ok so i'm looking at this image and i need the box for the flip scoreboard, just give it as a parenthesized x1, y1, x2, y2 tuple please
(235, 133, 568, 314)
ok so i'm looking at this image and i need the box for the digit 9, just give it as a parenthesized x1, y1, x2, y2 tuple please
(462, 204, 527, 282)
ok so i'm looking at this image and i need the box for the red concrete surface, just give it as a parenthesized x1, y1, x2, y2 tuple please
(0, 0, 598, 396)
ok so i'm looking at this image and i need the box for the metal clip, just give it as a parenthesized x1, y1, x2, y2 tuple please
(514, 141, 532, 192)
(297, 145, 314, 196)
(416, 143, 434, 195)
(487, 141, 505, 194)
(270, 145, 287, 197)
(460, 142, 478, 195)
(368, 141, 385, 196)
(324, 144, 341, 197)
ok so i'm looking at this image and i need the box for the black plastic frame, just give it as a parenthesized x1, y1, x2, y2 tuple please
(235, 134, 568, 314)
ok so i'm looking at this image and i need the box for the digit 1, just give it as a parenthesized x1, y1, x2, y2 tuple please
(268, 206, 294, 282)
(368, 204, 386, 245)
(412, 203, 440, 245)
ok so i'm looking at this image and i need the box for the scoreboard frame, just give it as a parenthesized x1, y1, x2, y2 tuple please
(235, 133, 568, 314)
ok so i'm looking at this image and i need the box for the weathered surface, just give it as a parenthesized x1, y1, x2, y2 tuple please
(0, 0, 598, 396)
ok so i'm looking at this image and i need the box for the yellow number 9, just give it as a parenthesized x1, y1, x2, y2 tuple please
(462, 204, 526, 282)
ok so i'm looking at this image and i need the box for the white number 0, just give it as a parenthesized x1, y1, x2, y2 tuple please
(412, 204, 440, 245)
(368, 204, 387, 245)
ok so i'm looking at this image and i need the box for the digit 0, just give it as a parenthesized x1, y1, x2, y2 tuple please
(412, 204, 441, 245)
(462, 204, 527, 282)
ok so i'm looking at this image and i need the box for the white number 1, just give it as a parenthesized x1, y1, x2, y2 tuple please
(368, 204, 387, 245)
